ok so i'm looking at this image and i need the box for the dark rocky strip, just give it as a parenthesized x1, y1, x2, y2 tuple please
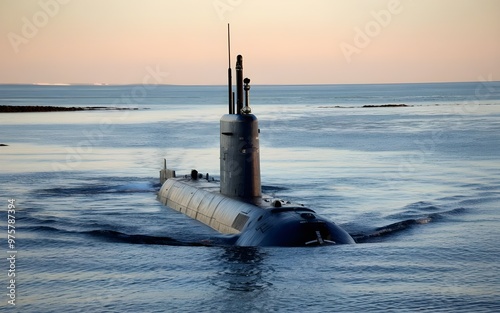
(362, 104, 409, 108)
(318, 104, 411, 109)
(0, 105, 139, 113)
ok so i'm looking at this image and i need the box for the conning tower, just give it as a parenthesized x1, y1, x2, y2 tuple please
(220, 55, 261, 199)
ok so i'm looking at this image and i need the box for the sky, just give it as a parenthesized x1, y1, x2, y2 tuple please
(1, 0, 499, 85)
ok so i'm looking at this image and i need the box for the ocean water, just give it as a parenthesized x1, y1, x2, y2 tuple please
(1, 82, 500, 312)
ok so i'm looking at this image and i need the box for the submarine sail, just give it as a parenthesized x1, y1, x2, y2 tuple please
(157, 33, 354, 246)
(220, 55, 261, 199)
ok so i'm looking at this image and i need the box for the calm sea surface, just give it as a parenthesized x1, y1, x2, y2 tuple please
(1, 82, 500, 312)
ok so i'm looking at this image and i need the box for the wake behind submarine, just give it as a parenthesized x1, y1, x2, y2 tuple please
(157, 49, 354, 247)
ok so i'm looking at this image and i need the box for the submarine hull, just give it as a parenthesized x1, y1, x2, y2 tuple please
(157, 177, 355, 246)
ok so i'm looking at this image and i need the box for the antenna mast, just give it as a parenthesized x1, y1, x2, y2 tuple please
(227, 24, 234, 114)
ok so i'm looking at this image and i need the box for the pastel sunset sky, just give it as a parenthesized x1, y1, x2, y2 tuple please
(1, 0, 499, 85)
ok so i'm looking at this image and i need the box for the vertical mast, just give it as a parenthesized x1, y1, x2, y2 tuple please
(236, 55, 243, 114)
(227, 24, 233, 114)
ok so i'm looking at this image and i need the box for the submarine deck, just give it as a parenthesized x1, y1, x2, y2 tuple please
(168, 175, 310, 211)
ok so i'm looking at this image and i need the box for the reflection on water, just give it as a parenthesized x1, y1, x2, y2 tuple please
(209, 246, 275, 312)
(212, 246, 273, 292)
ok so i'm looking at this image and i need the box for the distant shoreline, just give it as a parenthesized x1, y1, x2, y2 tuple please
(318, 104, 410, 109)
(0, 105, 139, 113)
(0, 81, 498, 87)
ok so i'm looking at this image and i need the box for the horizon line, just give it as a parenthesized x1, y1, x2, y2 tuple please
(0, 80, 498, 87)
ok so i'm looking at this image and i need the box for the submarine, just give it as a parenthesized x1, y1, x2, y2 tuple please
(157, 31, 354, 246)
